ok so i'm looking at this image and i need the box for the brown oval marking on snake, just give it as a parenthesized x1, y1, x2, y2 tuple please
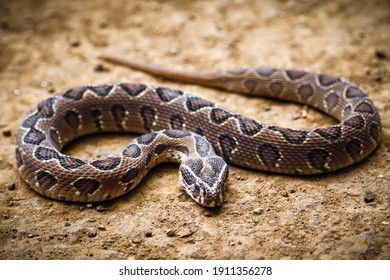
(210, 108, 233, 125)
(297, 84, 314, 100)
(34, 146, 59, 161)
(111, 104, 127, 130)
(314, 126, 342, 141)
(91, 157, 121, 171)
(89, 85, 113, 96)
(49, 128, 61, 148)
(91, 108, 103, 130)
(140, 105, 156, 131)
(244, 79, 258, 92)
(170, 114, 185, 129)
(123, 144, 142, 158)
(36, 170, 58, 190)
(64, 110, 81, 133)
(318, 74, 341, 87)
(119, 83, 147, 97)
(63, 86, 87, 100)
(36, 97, 56, 118)
(186, 96, 214, 112)
(268, 126, 308, 144)
(345, 86, 367, 99)
(286, 70, 307, 80)
(354, 101, 374, 114)
(255, 68, 276, 76)
(24, 128, 46, 145)
(237, 116, 262, 136)
(156, 87, 183, 102)
(218, 134, 237, 160)
(269, 81, 284, 95)
(154, 144, 167, 155)
(344, 115, 365, 129)
(345, 138, 362, 162)
(194, 135, 211, 157)
(121, 167, 140, 192)
(307, 148, 330, 171)
(58, 155, 86, 170)
(137, 132, 158, 145)
(324, 91, 340, 111)
(163, 130, 192, 138)
(73, 178, 101, 196)
(257, 143, 281, 167)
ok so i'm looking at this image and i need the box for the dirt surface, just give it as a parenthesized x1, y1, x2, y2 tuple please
(0, 0, 389, 260)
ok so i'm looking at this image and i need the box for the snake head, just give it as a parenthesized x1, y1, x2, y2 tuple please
(179, 156, 228, 207)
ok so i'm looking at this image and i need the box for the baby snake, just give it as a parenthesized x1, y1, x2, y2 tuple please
(16, 55, 381, 207)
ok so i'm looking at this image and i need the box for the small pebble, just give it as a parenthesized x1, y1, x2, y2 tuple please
(131, 237, 142, 244)
(166, 229, 176, 237)
(364, 191, 376, 203)
(374, 74, 382, 82)
(70, 38, 80, 47)
(98, 19, 108, 28)
(375, 50, 387, 59)
(281, 191, 289, 197)
(253, 207, 264, 215)
(94, 63, 109, 72)
(87, 228, 97, 237)
(145, 231, 153, 238)
(86, 203, 93, 208)
(96, 205, 107, 212)
(64, 222, 71, 227)
(97, 225, 106, 231)
(88, 218, 96, 222)
(2, 129, 11, 137)
(7, 183, 16, 190)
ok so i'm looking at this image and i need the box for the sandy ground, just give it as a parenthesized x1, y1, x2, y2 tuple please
(0, 0, 389, 260)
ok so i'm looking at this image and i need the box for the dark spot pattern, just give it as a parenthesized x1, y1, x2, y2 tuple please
(195, 127, 204, 136)
(123, 144, 141, 158)
(111, 104, 126, 130)
(49, 128, 61, 147)
(244, 79, 258, 92)
(24, 128, 46, 145)
(64, 111, 80, 132)
(119, 83, 147, 96)
(324, 91, 339, 111)
(121, 168, 139, 192)
(91, 157, 121, 171)
(269, 81, 284, 95)
(89, 85, 113, 96)
(344, 115, 365, 129)
(286, 70, 307, 80)
(237, 117, 262, 136)
(154, 144, 167, 155)
(210, 108, 232, 125)
(73, 178, 101, 196)
(36, 97, 56, 118)
(346, 86, 367, 99)
(354, 101, 374, 114)
(314, 126, 342, 141)
(370, 123, 380, 142)
(307, 148, 330, 170)
(36, 171, 57, 190)
(194, 135, 211, 157)
(91, 109, 103, 130)
(156, 87, 183, 102)
(257, 143, 281, 167)
(170, 115, 185, 129)
(269, 126, 308, 144)
(15, 148, 24, 168)
(140, 106, 156, 131)
(34, 146, 59, 161)
(318, 74, 340, 86)
(21, 114, 40, 128)
(63, 87, 87, 100)
(137, 132, 158, 145)
(218, 134, 237, 160)
(346, 138, 362, 162)
(186, 96, 214, 112)
(297, 84, 314, 100)
(163, 130, 191, 138)
(58, 156, 86, 170)
(256, 68, 276, 76)
(180, 167, 198, 195)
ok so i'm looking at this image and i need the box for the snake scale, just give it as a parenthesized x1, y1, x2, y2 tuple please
(16, 55, 381, 207)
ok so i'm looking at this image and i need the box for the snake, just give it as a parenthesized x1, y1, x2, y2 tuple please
(15, 55, 381, 207)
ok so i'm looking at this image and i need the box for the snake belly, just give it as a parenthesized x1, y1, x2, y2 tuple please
(16, 63, 381, 206)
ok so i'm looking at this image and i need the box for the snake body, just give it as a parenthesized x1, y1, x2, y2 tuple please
(16, 56, 381, 207)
